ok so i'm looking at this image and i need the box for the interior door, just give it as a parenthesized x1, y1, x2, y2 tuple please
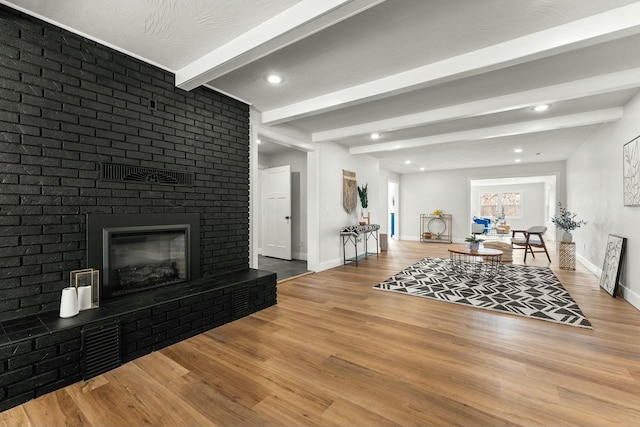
(262, 165, 292, 260)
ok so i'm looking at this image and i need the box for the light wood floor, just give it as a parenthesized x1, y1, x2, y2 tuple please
(3, 240, 640, 426)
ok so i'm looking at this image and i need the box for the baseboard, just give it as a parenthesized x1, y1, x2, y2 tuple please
(621, 286, 640, 311)
(318, 257, 343, 272)
(577, 253, 640, 312)
(576, 253, 601, 277)
(400, 235, 464, 244)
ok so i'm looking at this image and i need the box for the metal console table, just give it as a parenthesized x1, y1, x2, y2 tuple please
(340, 224, 380, 265)
(420, 214, 452, 243)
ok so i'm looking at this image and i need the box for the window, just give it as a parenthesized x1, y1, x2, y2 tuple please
(479, 191, 521, 219)
(480, 193, 498, 217)
(501, 192, 521, 217)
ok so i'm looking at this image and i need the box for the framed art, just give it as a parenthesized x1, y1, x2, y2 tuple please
(599, 234, 626, 297)
(623, 135, 640, 206)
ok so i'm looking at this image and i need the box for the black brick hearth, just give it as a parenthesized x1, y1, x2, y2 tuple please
(0, 269, 276, 411)
(0, 5, 275, 412)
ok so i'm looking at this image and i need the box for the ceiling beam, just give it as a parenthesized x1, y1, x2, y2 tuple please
(312, 68, 640, 142)
(255, 126, 315, 153)
(175, 0, 385, 91)
(262, 3, 640, 125)
(349, 108, 623, 154)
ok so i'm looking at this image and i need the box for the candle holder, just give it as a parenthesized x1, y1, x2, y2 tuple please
(70, 268, 100, 310)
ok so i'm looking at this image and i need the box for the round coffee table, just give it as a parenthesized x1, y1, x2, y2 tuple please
(448, 245, 503, 278)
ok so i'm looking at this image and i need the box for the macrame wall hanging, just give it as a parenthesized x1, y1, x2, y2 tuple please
(343, 169, 357, 214)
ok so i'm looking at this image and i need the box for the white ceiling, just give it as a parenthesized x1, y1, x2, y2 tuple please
(5, 0, 640, 173)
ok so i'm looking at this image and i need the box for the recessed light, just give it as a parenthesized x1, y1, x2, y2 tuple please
(532, 104, 549, 112)
(515, 159, 521, 163)
(514, 148, 523, 153)
(420, 167, 425, 171)
(405, 160, 411, 165)
(256, 139, 261, 144)
(370, 132, 380, 140)
(266, 74, 283, 84)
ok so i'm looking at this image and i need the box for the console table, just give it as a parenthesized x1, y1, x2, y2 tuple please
(340, 224, 380, 265)
(420, 214, 452, 243)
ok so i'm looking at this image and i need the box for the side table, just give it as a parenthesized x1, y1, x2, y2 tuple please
(448, 246, 503, 278)
(559, 242, 576, 270)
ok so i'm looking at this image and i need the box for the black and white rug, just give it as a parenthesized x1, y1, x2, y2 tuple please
(374, 257, 592, 328)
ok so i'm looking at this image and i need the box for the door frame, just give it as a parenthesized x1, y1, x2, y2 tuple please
(250, 115, 317, 270)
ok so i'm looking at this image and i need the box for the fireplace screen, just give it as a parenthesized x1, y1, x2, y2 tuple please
(104, 225, 189, 296)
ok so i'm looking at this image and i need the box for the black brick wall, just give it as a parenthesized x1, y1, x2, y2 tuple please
(0, 6, 250, 321)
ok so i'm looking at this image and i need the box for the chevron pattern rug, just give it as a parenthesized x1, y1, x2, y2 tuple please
(374, 257, 592, 328)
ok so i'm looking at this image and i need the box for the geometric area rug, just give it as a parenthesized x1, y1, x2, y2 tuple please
(374, 257, 592, 329)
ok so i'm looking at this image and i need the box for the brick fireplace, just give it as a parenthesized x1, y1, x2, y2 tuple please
(0, 6, 276, 411)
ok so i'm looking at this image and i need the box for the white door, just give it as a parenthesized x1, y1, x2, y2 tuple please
(262, 165, 292, 260)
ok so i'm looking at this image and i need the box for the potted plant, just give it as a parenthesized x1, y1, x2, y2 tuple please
(464, 235, 484, 251)
(551, 203, 586, 242)
(357, 183, 369, 225)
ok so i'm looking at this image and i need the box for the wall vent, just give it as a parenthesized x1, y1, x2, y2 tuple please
(232, 287, 250, 320)
(81, 322, 121, 380)
(101, 162, 193, 186)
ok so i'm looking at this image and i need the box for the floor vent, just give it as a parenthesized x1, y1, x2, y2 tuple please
(232, 287, 250, 320)
(81, 322, 121, 380)
(101, 162, 193, 186)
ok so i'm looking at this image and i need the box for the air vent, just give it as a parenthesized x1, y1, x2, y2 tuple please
(232, 287, 250, 320)
(101, 162, 193, 186)
(81, 322, 121, 380)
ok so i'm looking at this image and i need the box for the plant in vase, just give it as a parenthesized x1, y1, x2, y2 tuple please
(464, 235, 484, 251)
(551, 203, 586, 242)
(357, 183, 369, 225)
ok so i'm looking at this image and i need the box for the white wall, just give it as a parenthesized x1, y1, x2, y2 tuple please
(316, 142, 381, 270)
(399, 162, 566, 242)
(470, 183, 546, 232)
(567, 91, 640, 310)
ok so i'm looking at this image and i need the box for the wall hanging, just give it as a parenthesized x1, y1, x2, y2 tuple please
(343, 170, 357, 214)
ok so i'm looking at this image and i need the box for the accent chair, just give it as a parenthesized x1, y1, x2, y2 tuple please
(511, 226, 551, 262)
(472, 217, 491, 233)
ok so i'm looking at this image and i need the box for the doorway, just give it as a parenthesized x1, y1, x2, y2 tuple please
(388, 181, 399, 239)
(255, 137, 310, 277)
(469, 175, 557, 240)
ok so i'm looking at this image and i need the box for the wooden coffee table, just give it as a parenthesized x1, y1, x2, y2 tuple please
(448, 245, 503, 278)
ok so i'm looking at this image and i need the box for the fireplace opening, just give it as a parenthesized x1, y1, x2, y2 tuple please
(106, 226, 189, 296)
(87, 213, 200, 301)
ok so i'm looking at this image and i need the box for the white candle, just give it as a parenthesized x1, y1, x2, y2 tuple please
(59, 287, 79, 318)
(78, 285, 92, 310)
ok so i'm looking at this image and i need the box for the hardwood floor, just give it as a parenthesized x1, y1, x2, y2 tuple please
(3, 240, 640, 426)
